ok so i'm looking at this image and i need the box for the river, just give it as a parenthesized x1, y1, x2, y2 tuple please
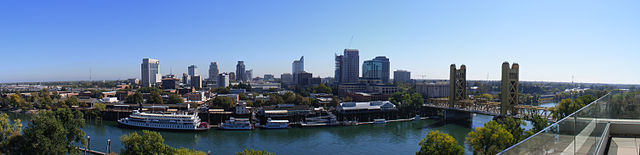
(4, 111, 500, 155)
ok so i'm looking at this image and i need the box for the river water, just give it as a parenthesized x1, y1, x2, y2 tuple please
(5, 112, 498, 155)
(5, 103, 560, 155)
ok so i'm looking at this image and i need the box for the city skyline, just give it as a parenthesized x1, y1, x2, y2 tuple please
(1, 0, 640, 84)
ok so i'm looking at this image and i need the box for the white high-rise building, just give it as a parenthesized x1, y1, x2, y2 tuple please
(292, 56, 304, 74)
(141, 58, 161, 87)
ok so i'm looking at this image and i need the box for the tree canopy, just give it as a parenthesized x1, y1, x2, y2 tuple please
(209, 96, 236, 110)
(167, 94, 184, 104)
(466, 121, 514, 155)
(417, 130, 463, 155)
(120, 130, 206, 155)
(20, 108, 86, 154)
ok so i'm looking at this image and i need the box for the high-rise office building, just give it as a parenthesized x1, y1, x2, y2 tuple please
(246, 69, 253, 82)
(335, 49, 359, 84)
(334, 54, 343, 85)
(188, 65, 198, 77)
(161, 77, 180, 89)
(362, 56, 389, 83)
(236, 61, 246, 82)
(374, 56, 390, 83)
(191, 75, 202, 89)
(217, 73, 229, 88)
(292, 56, 304, 74)
(393, 70, 411, 83)
(141, 58, 161, 87)
(229, 72, 236, 81)
(209, 62, 219, 81)
(182, 73, 190, 85)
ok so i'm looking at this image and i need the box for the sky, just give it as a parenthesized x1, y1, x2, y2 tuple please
(1, 0, 639, 84)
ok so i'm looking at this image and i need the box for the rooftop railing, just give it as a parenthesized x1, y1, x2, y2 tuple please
(499, 90, 640, 155)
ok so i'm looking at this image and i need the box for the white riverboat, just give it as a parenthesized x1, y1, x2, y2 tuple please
(117, 110, 210, 131)
(262, 118, 290, 129)
(219, 117, 254, 130)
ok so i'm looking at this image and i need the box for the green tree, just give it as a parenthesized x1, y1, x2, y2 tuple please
(120, 130, 175, 155)
(466, 121, 514, 155)
(209, 96, 236, 109)
(148, 91, 163, 104)
(167, 94, 184, 104)
(236, 148, 275, 155)
(21, 108, 86, 155)
(312, 84, 332, 94)
(126, 93, 144, 104)
(524, 114, 549, 137)
(417, 130, 463, 155)
(410, 93, 424, 107)
(120, 130, 205, 155)
(0, 113, 22, 153)
(495, 117, 526, 143)
(89, 102, 106, 119)
(66, 96, 79, 107)
(214, 87, 230, 94)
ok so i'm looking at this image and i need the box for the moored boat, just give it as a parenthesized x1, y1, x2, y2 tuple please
(262, 118, 290, 129)
(117, 110, 209, 131)
(219, 117, 253, 130)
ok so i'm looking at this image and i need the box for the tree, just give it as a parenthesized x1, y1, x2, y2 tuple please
(495, 117, 526, 143)
(312, 84, 332, 94)
(209, 96, 236, 110)
(89, 103, 106, 119)
(66, 96, 79, 107)
(8, 94, 23, 109)
(120, 130, 205, 155)
(148, 91, 163, 104)
(236, 148, 275, 155)
(417, 130, 463, 155)
(126, 93, 144, 104)
(466, 121, 514, 155)
(120, 130, 175, 155)
(21, 108, 86, 155)
(167, 94, 184, 104)
(553, 98, 584, 120)
(525, 114, 549, 137)
(0, 113, 22, 153)
(214, 87, 230, 94)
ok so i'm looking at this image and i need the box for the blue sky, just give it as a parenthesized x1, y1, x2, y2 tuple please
(1, 0, 639, 84)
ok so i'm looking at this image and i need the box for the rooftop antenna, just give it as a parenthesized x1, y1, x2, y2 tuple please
(89, 67, 92, 81)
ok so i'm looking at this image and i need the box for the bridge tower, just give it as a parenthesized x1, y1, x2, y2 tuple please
(501, 62, 519, 115)
(449, 64, 467, 107)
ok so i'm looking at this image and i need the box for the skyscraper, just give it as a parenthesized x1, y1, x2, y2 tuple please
(141, 58, 161, 87)
(245, 69, 253, 82)
(292, 56, 304, 74)
(229, 72, 236, 81)
(335, 49, 359, 84)
(217, 73, 229, 88)
(334, 54, 343, 85)
(191, 75, 202, 89)
(236, 61, 246, 82)
(182, 73, 190, 85)
(209, 62, 219, 81)
(362, 56, 389, 83)
(363, 60, 382, 81)
(188, 65, 198, 77)
(373, 56, 390, 83)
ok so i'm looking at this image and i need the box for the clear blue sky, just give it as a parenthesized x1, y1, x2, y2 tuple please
(1, 0, 639, 84)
